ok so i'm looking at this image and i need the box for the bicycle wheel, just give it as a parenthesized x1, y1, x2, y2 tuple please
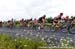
(61, 24, 68, 33)
(68, 25, 75, 34)
(50, 25, 56, 32)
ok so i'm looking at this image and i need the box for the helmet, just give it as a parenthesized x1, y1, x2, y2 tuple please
(60, 13, 63, 16)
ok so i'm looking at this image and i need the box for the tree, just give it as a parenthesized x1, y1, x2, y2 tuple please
(46, 17, 53, 23)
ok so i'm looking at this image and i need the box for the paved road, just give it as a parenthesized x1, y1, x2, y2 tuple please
(0, 27, 74, 39)
(0, 27, 75, 46)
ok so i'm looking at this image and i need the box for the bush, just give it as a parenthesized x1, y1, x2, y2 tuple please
(46, 17, 53, 23)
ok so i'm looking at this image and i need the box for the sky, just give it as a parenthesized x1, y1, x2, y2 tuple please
(0, 0, 75, 21)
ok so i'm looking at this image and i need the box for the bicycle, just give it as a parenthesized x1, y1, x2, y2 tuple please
(50, 20, 75, 34)
(68, 23, 75, 34)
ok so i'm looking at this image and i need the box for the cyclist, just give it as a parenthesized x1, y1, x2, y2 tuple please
(0, 21, 2, 27)
(32, 18, 39, 29)
(19, 18, 25, 27)
(38, 15, 46, 29)
(53, 13, 63, 29)
(72, 17, 75, 24)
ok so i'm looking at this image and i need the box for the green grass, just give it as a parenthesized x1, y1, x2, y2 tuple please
(0, 34, 47, 49)
(0, 34, 74, 49)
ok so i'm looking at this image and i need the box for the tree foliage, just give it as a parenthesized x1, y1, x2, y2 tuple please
(46, 17, 53, 23)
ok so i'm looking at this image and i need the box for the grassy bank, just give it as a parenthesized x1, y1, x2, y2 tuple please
(0, 34, 74, 49)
